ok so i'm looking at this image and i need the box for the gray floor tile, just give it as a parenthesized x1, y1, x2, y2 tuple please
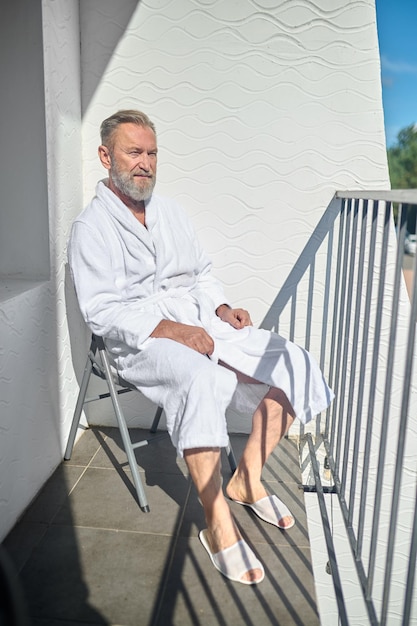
(3, 521, 49, 574)
(30, 616, 110, 626)
(155, 536, 319, 626)
(3, 427, 319, 626)
(229, 434, 302, 484)
(22, 464, 86, 524)
(65, 427, 106, 466)
(89, 427, 188, 477)
(19, 525, 174, 625)
(53, 466, 191, 534)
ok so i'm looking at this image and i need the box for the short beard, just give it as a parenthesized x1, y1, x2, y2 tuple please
(110, 160, 156, 203)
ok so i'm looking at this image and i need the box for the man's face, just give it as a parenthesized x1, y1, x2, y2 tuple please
(105, 123, 158, 203)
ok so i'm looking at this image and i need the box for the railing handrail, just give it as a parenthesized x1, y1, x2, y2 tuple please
(268, 191, 417, 625)
(336, 189, 417, 203)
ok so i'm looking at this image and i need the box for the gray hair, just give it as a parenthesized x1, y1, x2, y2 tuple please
(100, 110, 156, 149)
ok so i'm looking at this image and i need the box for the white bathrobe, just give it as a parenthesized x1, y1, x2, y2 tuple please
(68, 181, 333, 455)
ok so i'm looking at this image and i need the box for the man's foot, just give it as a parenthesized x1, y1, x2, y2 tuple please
(226, 473, 294, 529)
(230, 494, 295, 530)
(199, 529, 265, 584)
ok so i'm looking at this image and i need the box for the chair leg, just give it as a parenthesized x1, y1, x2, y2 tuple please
(226, 439, 237, 473)
(64, 354, 94, 460)
(98, 344, 151, 512)
(70, 335, 238, 512)
(149, 406, 164, 433)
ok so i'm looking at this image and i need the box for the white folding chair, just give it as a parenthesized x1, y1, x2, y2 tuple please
(65, 334, 237, 512)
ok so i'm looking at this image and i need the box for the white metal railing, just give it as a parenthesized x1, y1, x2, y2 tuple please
(261, 191, 417, 626)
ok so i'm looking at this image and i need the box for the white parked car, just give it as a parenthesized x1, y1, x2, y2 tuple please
(405, 234, 417, 255)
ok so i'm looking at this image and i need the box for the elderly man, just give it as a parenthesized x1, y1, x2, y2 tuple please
(68, 109, 333, 585)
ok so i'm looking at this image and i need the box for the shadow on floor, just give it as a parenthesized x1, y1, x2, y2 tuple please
(2, 428, 320, 626)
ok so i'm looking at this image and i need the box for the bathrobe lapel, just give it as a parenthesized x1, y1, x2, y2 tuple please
(98, 181, 156, 256)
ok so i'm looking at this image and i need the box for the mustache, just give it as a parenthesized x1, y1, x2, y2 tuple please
(133, 168, 152, 177)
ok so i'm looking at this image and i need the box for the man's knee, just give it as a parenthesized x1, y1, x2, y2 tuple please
(186, 357, 237, 396)
(266, 387, 296, 418)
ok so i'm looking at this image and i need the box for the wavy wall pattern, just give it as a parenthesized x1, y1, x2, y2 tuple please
(78, 0, 390, 429)
(82, 0, 388, 328)
(0, 0, 390, 541)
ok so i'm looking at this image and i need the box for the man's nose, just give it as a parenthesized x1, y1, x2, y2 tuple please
(137, 153, 151, 171)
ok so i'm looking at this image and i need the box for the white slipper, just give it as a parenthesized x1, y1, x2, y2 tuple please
(199, 529, 265, 585)
(232, 495, 295, 530)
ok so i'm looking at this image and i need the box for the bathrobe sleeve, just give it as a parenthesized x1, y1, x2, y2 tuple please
(68, 221, 164, 349)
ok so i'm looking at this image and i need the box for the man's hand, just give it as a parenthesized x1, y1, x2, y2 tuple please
(216, 304, 253, 329)
(150, 319, 215, 355)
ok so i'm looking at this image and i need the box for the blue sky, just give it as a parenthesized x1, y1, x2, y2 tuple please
(375, 0, 417, 147)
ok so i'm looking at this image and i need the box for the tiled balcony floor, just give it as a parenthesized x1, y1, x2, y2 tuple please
(3, 427, 320, 626)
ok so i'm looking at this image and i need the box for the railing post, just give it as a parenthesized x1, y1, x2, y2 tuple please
(295, 190, 417, 626)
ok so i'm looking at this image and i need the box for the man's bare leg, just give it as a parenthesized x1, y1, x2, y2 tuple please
(184, 446, 263, 583)
(225, 387, 296, 528)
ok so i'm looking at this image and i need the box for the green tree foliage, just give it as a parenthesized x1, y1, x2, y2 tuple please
(388, 124, 417, 188)
(387, 124, 417, 230)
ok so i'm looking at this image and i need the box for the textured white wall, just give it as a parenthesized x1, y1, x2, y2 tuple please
(82, 0, 389, 326)
(0, 0, 85, 541)
(0, 0, 391, 552)
(77, 5, 393, 620)
(1, 2, 406, 621)
(0, 0, 49, 280)
(79, 0, 389, 428)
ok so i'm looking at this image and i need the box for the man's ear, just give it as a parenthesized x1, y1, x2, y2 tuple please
(98, 145, 112, 170)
